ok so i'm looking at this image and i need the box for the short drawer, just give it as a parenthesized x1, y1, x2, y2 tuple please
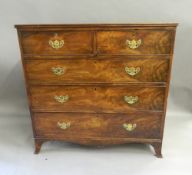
(97, 30, 173, 55)
(25, 58, 169, 84)
(30, 85, 165, 112)
(20, 31, 93, 55)
(33, 112, 162, 139)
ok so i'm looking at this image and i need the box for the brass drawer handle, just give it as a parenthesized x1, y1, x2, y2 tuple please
(54, 95, 69, 103)
(51, 67, 65, 76)
(124, 96, 138, 105)
(123, 123, 137, 131)
(57, 122, 71, 130)
(126, 39, 142, 49)
(125, 66, 140, 76)
(49, 39, 64, 49)
(49, 34, 64, 49)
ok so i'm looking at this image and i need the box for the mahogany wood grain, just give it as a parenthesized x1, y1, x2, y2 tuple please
(15, 24, 178, 157)
(20, 31, 93, 55)
(97, 30, 173, 55)
(33, 112, 162, 139)
(30, 85, 165, 112)
(25, 58, 169, 84)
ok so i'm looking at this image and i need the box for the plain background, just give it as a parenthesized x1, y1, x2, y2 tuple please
(0, 0, 192, 175)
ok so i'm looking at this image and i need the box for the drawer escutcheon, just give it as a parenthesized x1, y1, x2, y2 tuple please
(123, 123, 137, 131)
(126, 39, 142, 49)
(124, 96, 139, 105)
(54, 95, 69, 103)
(51, 67, 65, 76)
(57, 122, 71, 130)
(49, 39, 64, 49)
(125, 66, 141, 76)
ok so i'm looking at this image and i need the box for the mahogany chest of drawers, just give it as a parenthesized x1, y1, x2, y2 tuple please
(15, 24, 177, 157)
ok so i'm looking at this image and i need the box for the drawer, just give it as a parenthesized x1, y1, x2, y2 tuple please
(97, 30, 173, 55)
(25, 58, 169, 84)
(20, 31, 93, 55)
(33, 112, 162, 139)
(30, 86, 165, 112)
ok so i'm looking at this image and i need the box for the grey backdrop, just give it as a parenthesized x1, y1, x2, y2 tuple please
(0, 0, 191, 175)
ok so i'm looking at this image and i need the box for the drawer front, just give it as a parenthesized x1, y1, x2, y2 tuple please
(20, 31, 93, 55)
(33, 112, 161, 139)
(25, 58, 169, 84)
(97, 30, 173, 55)
(30, 86, 165, 112)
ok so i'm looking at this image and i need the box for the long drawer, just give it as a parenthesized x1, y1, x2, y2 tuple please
(30, 85, 165, 112)
(25, 58, 169, 84)
(33, 112, 162, 139)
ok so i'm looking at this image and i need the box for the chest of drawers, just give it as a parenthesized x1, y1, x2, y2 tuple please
(15, 24, 177, 157)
